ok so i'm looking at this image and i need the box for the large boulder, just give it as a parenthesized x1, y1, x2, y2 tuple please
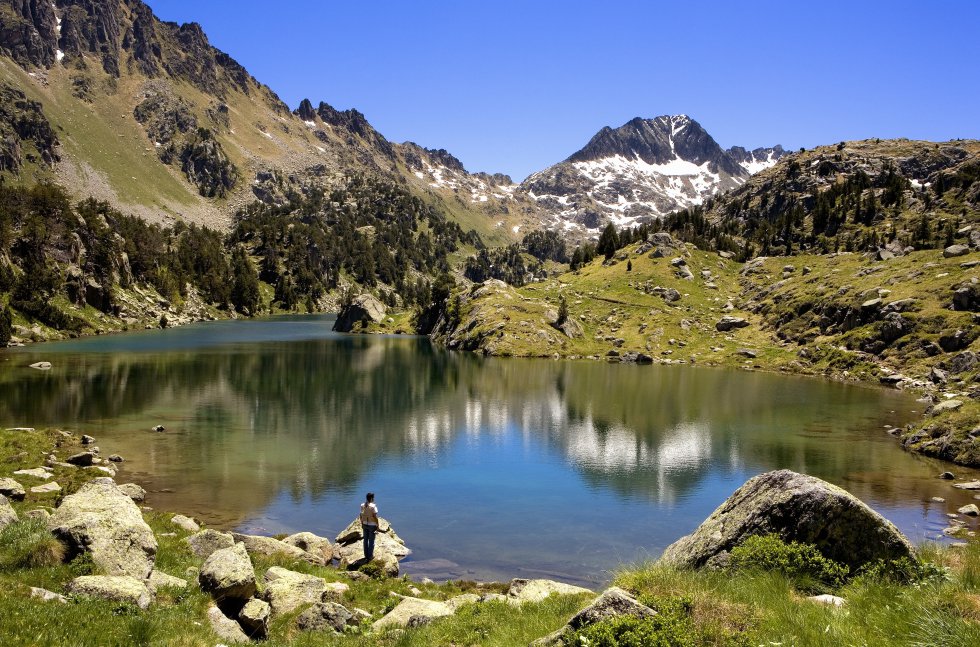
(198, 543, 256, 601)
(659, 470, 916, 570)
(0, 494, 19, 530)
(65, 575, 153, 610)
(48, 478, 157, 579)
(333, 294, 387, 332)
(531, 587, 655, 646)
(185, 529, 235, 560)
(335, 517, 398, 544)
(261, 566, 328, 615)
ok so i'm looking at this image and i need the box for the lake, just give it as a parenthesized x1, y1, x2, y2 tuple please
(1, 314, 977, 586)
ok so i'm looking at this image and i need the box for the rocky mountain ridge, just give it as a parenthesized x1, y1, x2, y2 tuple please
(520, 115, 786, 233)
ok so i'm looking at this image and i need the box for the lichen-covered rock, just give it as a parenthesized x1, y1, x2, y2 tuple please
(66, 576, 153, 610)
(0, 494, 18, 529)
(507, 578, 593, 604)
(297, 601, 356, 633)
(659, 469, 916, 570)
(260, 566, 328, 615)
(148, 570, 188, 591)
(117, 483, 146, 502)
(531, 587, 654, 646)
(185, 529, 235, 560)
(238, 597, 271, 639)
(48, 478, 157, 579)
(198, 543, 256, 601)
(282, 531, 334, 564)
(206, 605, 249, 644)
(372, 597, 456, 630)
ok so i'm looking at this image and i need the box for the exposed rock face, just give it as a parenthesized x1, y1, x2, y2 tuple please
(0, 0, 59, 68)
(332, 294, 387, 332)
(659, 470, 916, 570)
(0, 82, 60, 173)
(198, 543, 256, 601)
(179, 129, 238, 197)
(532, 587, 655, 646)
(66, 575, 153, 610)
(185, 529, 235, 560)
(0, 493, 18, 529)
(48, 478, 157, 579)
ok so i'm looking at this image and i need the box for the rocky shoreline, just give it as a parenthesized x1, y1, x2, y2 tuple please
(5, 426, 976, 645)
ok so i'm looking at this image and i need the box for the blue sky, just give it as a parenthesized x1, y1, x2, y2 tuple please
(149, 0, 979, 182)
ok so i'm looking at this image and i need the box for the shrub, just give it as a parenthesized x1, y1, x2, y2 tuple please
(856, 557, 948, 585)
(0, 518, 66, 570)
(728, 534, 849, 592)
(567, 595, 700, 647)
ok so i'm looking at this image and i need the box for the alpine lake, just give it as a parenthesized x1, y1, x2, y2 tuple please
(2, 314, 978, 587)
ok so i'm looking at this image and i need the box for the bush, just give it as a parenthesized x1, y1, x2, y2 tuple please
(0, 518, 66, 570)
(567, 596, 702, 646)
(728, 534, 849, 592)
(856, 557, 948, 585)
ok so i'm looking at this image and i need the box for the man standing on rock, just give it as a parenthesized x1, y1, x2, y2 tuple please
(360, 492, 380, 561)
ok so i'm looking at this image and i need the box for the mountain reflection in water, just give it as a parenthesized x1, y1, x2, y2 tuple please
(1, 315, 977, 585)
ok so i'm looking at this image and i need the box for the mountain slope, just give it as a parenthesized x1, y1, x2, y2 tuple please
(519, 115, 785, 233)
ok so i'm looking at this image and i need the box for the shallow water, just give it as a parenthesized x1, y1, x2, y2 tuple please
(2, 315, 977, 586)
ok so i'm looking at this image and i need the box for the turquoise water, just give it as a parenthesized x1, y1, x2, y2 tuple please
(1, 315, 977, 586)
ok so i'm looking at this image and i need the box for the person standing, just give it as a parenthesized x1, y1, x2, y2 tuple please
(359, 492, 379, 561)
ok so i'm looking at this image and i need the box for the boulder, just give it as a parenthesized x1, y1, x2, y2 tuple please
(945, 351, 977, 375)
(117, 483, 146, 502)
(335, 517, 397, 544)
(66, 451, 96, 466)
(65, 575, 153, 610)
(944, 244, 970, 258)
(531, 587, 655, 646)
(373, 596, 457, 630)
(30, 587, 67, 604)
(206, 605, 249, 644)
(0, 477, 26, 501)
(958, 504, 979, 516)
(297, 601, 357, 633)
(333, 294, 387, 332)
(715, 316, 750, 332)
(148, 570, 188, 591)
(185, 529, 235, 560)
(231, 532, 319, 563)
(48, 478, 157, 579)
(659, 470, 916, 571)
(0, 494, 18, 530)
(282, 531, 335, 564)
(261, 566, 328, 615)
(198, 543, 256, 601)
(171, 514, 200, 532)
(336, 532, 410, 563)
(238, 598, 271, 639)
(930, 400, 964, 416)
(13, 468, 51, 480)
(507, 578, 593, 604)
(31, 482, 61, 494)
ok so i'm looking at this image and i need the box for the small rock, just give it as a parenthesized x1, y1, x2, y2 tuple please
(507, 578, 593, 604)
(939, 472, 956, 480)
(149, 570, 188, 591)
(29, 362, 52, 370)
(0, 478, 26, 501)
(81, 435, 96, 445)
(808, 594, 846, 607)
(66, 452, 96, 467)
(171, 514, 200, 532)
(25, 508, 51, 521)
(931, 400, 963, 416)
(736, 349, 758, 359)
(931, 497, 946, 503)
(152, 425, 166, 432)
(944, 244, 970, 258)
(0, 494, 18, 529)
(12, 468, 51, 480)
(954, 481, 980, 490)
(30, 587, 67, 604)
(31, 482, 61, 494)
(715, 316, 750, 332)
(958, 504, 980, 516)
(108, 454, 124, 462)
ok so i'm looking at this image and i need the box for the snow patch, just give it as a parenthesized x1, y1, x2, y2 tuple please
(261, 131, 272, 139)
(56, 49, 64, 62)
(512, 225, 521, 234)
(303, 120, 316, 128)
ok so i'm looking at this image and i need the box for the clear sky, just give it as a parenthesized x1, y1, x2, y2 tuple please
(149, 0, 979, 182)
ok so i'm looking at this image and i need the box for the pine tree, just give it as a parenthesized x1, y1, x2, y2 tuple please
(597, 223, 620, 260)
(230, 246, 261, 315)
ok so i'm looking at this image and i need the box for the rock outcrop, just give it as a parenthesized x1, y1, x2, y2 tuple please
(659, 470, 916, 570)
(47, 478, 157, 579)
(333, 294, 387, 332)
